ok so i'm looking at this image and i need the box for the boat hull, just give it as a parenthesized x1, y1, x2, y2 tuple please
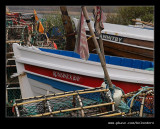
(86, 32, 153, 61)
(25, 64, 152, 95)
(12, 43, 154, 98)
(73, 18, 154, 61)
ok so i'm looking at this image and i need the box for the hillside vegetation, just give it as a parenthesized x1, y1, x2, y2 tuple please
(7, 6, 118, 13)
(106, 6, 154, 25)
(7, 6, 154, 26)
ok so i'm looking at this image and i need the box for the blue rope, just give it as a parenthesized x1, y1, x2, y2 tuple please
(104, 77, 154, 114)
(118, 86, 153, 113)
(126, 86, 153, 106)
(118, 100, 130, 113)
(104, 78, 125, 98)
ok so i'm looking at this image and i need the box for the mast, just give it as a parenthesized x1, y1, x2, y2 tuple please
(60, 6, 76, 51)
(81, 6, 113, 89)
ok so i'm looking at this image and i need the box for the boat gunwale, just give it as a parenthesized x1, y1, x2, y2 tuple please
(73, 18, 154, 41)
(86, 34, 154, 51)
(13, 44, 153, 85)
(16, 44, 154, 75)
(85, 23, 154, 42)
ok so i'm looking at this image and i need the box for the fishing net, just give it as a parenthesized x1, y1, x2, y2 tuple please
(13, 88, 124, 117)
(120, 87, 154, 117)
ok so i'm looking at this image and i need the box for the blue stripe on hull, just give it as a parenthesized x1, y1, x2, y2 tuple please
(27, 73, 102, 101)
(27, 73, 86, 92)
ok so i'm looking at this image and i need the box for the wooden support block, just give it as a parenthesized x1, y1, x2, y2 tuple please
(77, 94, 85, 117)
(126, 111, 139, 116)
(7, 65, 16, 67)
(7, 52, 14, 55)
(139, 96, 145, 117)
(129, 98, 135, 113)
(6, 40, 22, 43)
(100, 112, 125, 117)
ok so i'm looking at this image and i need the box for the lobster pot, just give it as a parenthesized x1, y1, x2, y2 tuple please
(7, 26, 29, 43)
(122, 88, 154, 117)
(127, 95, 154, 116)
(13, 88, 121, 117)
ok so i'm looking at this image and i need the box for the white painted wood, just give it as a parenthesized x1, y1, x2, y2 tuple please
(73, 18, 154, 41)
(13, 43, 153, 85)
(13, 44, 34, 98)
(12, 43, 154, 98)
(28, 78, 63, 96)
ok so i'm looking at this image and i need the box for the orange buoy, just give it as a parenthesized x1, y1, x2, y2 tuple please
(53, 42, 58, 49)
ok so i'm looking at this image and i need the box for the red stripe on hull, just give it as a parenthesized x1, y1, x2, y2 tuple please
(112, 81, 151, 93)
(24, 64, 103, 88)
(24, 64, 152, 93)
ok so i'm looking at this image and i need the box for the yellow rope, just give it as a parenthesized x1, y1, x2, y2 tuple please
(87, 34, 95, 40)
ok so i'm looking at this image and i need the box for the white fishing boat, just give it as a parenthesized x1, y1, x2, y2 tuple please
(12, 43, 154, 99)
(73, 18, 154, 61)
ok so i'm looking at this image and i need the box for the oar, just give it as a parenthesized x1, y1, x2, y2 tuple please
(132, 19, 154, 27)
(81, 6, 113, 89)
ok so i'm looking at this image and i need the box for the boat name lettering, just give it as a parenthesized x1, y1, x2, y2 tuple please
(102, 33, 123, 42)
(53, 71, 81, 82)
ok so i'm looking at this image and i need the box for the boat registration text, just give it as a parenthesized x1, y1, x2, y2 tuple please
(102, 33, 123, 43)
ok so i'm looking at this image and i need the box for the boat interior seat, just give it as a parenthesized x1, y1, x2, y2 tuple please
(60, 50, 74, 57)
(121, 58, 133, 68)
(73, 52, 81, 59)
(141, 60, 154, 69)
(88, 53, 99, 62)
(108, 56, 123, 66)
(132, 59, 143, 69)
(104, 55, 110, 64)
(39, 48, 60, 54)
